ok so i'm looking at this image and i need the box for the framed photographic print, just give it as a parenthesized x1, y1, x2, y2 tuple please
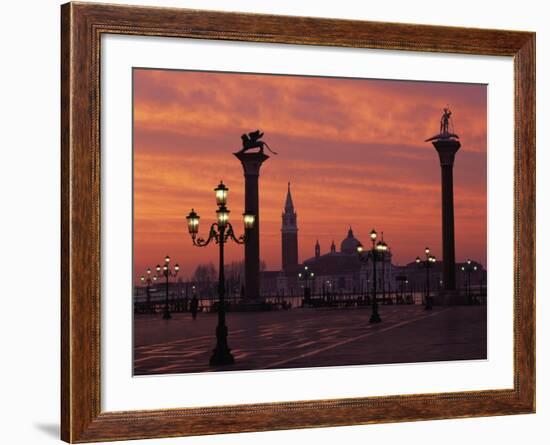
(61, 2, 535, 442)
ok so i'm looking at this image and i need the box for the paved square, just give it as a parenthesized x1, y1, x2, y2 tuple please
(134, 305, 486, 375)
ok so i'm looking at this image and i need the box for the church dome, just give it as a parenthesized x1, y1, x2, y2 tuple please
(340, 227, 361, 254)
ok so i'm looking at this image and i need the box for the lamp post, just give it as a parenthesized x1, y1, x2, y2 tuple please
(140, 268, 157, 313)
(378, 236, 389, 304)
(461, 259, 477, 304)
(156, 255, 180, 320)
(356, 228, 383, 323)
(415, 247, 436, 310)
(298, 265, 315, 302)
(186, 181, 255, 366)
(324, 280, 333, 302)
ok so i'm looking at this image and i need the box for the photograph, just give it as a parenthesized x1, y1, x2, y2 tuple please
(132, 68, 488, 375)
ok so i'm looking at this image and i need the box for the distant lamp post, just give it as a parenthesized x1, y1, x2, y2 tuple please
(324, 280, 333, 299)
(298, 266, 315, 301)
(185, 181, 254, 366)
(416, 247, 436, 310)
(461, 259, 476, 304)
(156, 255, 179, 320)
(356, 244, 368, 300)
(356, 228, 382, 323)
(377, 236, 389, 304)
(140, 267, 157, 313)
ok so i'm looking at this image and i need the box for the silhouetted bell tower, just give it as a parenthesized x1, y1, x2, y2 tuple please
(282, 182, 298, 273)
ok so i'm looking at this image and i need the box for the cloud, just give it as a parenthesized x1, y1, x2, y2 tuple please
(133, 69, 487, 282)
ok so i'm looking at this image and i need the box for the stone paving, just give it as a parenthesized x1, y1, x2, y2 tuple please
(133, 305, 487, 375)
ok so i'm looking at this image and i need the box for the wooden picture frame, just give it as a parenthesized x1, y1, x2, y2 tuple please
(61, 2, 535, 442)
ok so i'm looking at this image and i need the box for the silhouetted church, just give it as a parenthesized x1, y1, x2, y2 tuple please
(273, 183, 394, 297)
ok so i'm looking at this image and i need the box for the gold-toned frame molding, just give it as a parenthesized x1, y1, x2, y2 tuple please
(61, 2, 535, 442)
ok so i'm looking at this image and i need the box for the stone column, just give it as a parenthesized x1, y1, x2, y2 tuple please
(431, 138, 461, 291)
(233, 151, 270, 301)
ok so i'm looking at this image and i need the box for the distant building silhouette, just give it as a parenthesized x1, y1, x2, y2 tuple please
(257, 182, 486, 301)
(300, 229, 393, 296)
(272, 182, 396, 297)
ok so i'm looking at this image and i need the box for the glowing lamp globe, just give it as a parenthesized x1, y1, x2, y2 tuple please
(186, 209, 200, 235)
(214, 181, 229, 206)
(216, 205, 230, 228)
(243, 212, 255, 230)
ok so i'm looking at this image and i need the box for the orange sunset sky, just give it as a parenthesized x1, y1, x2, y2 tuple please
(133, 69, 487, 283)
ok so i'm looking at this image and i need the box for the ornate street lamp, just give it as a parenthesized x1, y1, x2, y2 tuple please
(185, 181, 254, 366)
(356, 228, 382, 323)
(156, 255, 180, 320)
(416, 247, 436, 310)
(140, 267, 157, 313)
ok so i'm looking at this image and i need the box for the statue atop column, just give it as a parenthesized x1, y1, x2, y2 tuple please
(238, 130, 278, 155)
(425, 107, 460, 141)
(426, 108, 463, 301)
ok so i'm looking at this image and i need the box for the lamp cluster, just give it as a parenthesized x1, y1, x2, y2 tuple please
(156, 255, 180, 277)
(186, 181, 255, 240)
(139, 255, 180, 319)
(298, 265, 315, 280)
(461, 259, 478, 272)
(140, 267, 158, 285)
(356, 228, 388, 254)
(416, 247, 436, 265)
